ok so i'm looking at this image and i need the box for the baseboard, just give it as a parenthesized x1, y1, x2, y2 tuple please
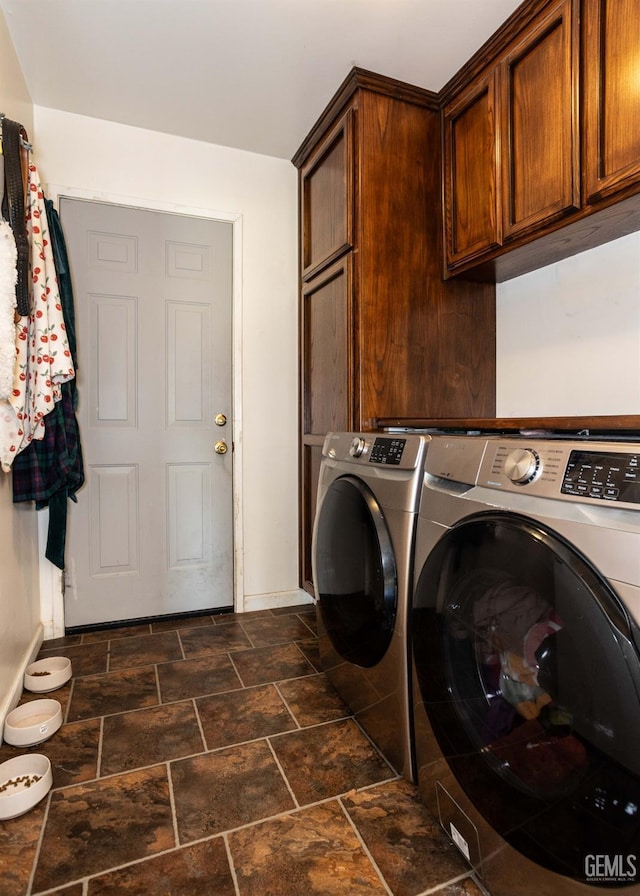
(0, 623, 44, 746)
(242, 588, 313, 613)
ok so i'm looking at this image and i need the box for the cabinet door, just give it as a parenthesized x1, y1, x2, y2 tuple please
(301, 255, 355, 436)
(300, 109, 355, 280)
(583, 0, 640, 203)
(501, 0, 579, 239)
(443, 71, 501, 268)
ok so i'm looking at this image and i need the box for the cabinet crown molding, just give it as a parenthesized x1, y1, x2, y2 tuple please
(439, 0, 556, 104)
(292, 66, 439, 168)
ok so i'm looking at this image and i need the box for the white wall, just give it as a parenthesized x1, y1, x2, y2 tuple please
(0, 10, 42, 735)
(496, 232, 640, 416)
(33, 105, 304, 617)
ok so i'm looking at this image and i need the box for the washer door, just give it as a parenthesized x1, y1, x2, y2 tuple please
(413, 511, 640, 886)
(314, 475, 397, 667)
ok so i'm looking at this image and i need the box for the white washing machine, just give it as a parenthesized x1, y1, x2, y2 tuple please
(411, 434, 640, 894)
(312, 430, 432, 780)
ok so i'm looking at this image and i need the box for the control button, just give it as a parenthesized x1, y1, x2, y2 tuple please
(349, 437, 367, 458)
(504, 448, 541, 484)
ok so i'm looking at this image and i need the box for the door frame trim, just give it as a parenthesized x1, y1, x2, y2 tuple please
(40, 185, 244, 638)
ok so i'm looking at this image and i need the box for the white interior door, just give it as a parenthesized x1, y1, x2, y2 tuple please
(60, 198, 233, 628)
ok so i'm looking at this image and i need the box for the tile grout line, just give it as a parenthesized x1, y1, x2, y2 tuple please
(166, 760, 181, 849)
(222, 832, 242, 896)
(227, 650, 247, 688)
(25, 788, 54, 896)
(414, 869, 484, 896)
(62, 677, 75, 725)
(272, 681, 303, 730)
(153, 662, 162, 706)
(338, 797, 394, 896)
(265, 737, 300, 810)
(176, 629, 187, 661)
(191, 696, 209, 753)
(95, 715, 104, 780)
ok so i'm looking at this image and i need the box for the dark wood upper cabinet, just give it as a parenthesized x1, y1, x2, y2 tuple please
(500, 0, 579, 238)
(440, 0, 640, 280)
(583, 0, 640, 204)
(443, 0, 580, 274)
(443, 70, 501, 266)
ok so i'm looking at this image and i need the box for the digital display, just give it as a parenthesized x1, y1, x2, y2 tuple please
(369, 437, 406, 465)
(562, 450, 640, 505)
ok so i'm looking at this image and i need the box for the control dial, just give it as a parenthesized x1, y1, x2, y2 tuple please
(349, 437, 367, 458)
(504, 448, 541, 484)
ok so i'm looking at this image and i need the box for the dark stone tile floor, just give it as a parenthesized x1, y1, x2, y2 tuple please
(0, 604, 487, 896)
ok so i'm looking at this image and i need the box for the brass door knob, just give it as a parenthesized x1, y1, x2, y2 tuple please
(215, 413, 227, 426)
(214, 440, 228, 455)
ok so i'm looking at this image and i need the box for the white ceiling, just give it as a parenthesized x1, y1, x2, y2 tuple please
(1, 0, 523, 160)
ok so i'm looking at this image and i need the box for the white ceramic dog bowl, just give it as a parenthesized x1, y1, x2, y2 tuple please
(3, 699, 62, 747)
(24, 656, 72, 693)
(0, 754, 52, 819)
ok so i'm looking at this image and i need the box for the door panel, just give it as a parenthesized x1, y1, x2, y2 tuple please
(61, 198, 233, 627)
(443, 71, 501, 267)
(583, 0, 640, 202)
(501, 0, 579, 238)
(302, 255, 354, 436)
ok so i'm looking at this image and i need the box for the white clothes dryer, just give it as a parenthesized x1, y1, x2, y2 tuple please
(312, 431, 432, 780)
(411, 433, 640, 894)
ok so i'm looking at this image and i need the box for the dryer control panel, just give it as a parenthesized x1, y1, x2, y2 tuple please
(323, 431, 430, 471)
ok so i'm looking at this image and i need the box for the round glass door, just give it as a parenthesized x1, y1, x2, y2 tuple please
(413, 511, 640, 887)
(314, 475, 397, 667)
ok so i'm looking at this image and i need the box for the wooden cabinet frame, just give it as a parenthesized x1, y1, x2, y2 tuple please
(300, 109, 355, 281)
(500, 0, 580, 239)
(443, 70, 502, 267)
(583, 0, 640, 203)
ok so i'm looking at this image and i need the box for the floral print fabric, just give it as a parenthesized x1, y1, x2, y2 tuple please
(0, 161, 75, 471)
(0, 220, 21, 469)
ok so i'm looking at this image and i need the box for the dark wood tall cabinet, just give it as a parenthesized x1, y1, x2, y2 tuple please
(293, 68, 496, 594)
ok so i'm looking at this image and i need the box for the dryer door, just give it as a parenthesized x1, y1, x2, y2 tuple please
(314, 475, 397, 667)
(413, 510, 640, 886)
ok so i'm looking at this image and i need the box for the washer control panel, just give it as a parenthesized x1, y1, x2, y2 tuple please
(475, 438, 640, 508)
(562, 449, 640, 505)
